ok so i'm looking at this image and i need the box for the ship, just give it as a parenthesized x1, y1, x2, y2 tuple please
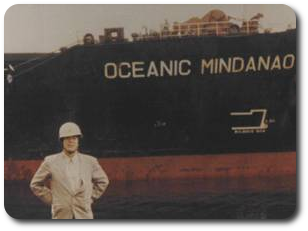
(4, 10, 296, 183)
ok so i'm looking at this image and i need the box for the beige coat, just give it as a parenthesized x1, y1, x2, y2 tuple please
(30, 152, 109, 219)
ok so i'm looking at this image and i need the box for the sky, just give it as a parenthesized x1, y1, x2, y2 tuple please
(4, 4, 296, 53)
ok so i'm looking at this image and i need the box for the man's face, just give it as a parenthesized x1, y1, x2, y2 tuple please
(63, 136, 79, 154)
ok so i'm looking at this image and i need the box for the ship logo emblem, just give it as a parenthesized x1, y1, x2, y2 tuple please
(230, 109, 275, 134)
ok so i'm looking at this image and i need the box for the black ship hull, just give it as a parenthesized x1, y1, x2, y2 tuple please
(5, 30, 296, 161)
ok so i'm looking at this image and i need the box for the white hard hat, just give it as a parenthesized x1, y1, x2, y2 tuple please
(59, 122, 82, 139)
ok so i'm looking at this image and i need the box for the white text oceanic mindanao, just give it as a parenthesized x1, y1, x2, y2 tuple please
(103, 54, 295, 79)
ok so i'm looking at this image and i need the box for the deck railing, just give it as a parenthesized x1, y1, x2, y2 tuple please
(132, 20, 261, 41)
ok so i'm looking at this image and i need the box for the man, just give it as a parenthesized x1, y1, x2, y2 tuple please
(30, 122, 109, 219)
